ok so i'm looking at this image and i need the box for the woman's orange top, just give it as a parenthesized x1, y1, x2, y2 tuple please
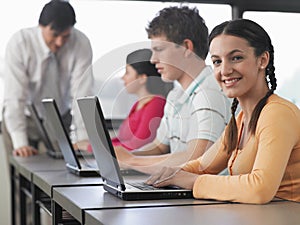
(182, 94, 300, 204)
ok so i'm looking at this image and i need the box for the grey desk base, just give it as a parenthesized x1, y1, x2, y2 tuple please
(32, 170, 102, 225)
(10, 153, 66, 225)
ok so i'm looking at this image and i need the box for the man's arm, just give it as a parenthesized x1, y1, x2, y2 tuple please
(132, 139, 170, 156)
(115, 138, 213, 174)
(3, 31, 31, 151)
(12, 146, 38, 157)
(114, 139, 170, 171)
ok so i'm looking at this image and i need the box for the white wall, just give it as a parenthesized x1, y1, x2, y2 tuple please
(0, 134, 10, 225)
(0, 0, 231, 120)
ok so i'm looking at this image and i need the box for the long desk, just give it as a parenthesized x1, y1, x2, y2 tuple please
(9, 153, 101, 225)
(9, 152, 300, 225)
(52, 185, 224, 225)
(9, 153, 66, 225)
(84, 201, 300, 225)
(32, 170, 102, 225)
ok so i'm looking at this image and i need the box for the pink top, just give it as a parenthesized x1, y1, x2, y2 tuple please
(87, 95, 166, 152)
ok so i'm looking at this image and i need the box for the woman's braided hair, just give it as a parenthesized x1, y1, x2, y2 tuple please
(209, 19, 277, 154)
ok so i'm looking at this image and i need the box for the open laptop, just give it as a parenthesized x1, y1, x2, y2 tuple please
(77, 96, 193, 200)
(27, 103, 62, 159)
(41, 98, 99, 177)
(28, 102, 94, 159)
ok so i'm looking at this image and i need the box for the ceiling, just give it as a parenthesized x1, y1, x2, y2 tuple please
(127, 0, 300, 15)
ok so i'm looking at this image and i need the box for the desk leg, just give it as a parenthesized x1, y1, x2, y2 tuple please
(19, 175, 27, 225)
(52, 201, 62, 225)
(10, 164, 16, 225)
(32, 183, 41, 225)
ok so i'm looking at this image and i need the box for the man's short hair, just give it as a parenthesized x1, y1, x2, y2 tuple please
(146, 6, 209, 60)
(38, 0, 76, 32)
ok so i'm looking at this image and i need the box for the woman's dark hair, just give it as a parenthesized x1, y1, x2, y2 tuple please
(208, 19, 277, 154)
(126, 49, 173, 97)
(39, 0, 76, 32)
(146, 6, 209, 60)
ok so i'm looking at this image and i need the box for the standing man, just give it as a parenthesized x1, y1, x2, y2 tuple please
(2, 0, 94, 157)
(115, 6, 231, 174)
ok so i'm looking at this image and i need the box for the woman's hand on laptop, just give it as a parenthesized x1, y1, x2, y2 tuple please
(13, 146, 38, 157)
(146, 166, 197, 190)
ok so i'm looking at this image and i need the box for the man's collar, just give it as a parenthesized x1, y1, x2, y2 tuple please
(37, 26, 51, 59)
(177, 65, 212, 104)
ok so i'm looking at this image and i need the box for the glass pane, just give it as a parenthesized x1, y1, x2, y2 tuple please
(244, 11, 300, 108)
(0, 1, 231, 120)
(71, 1, 231, 63)
(70, 1, 231, 118)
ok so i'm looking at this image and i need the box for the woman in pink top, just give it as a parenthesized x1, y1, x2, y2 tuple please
(146, 19, 300, 204)
(88, 49, 172, 152)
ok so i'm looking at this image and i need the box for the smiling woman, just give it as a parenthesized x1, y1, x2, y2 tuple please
(0, 1, 300, 224)
(146, 18, 300, 204)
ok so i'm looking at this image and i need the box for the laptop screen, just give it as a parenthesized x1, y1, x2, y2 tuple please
(27, 103, 53, 150)
(77, 96, 125, 190)
(42, 98, 81, 169)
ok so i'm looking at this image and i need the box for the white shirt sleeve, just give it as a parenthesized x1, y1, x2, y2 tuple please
(3, 31, 30, 149)
(187, 88, 229, 143)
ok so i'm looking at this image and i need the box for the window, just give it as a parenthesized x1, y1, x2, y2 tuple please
(0, 0, 231, 120)
(0, 0, 48, 121)
(244, 11, 300, 107)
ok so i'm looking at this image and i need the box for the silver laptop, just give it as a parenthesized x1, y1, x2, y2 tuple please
(77, 96, 192, 200)
(41, 98, 99, 177)
(27, 103, 62, 158)
(28, 102, 94, 159)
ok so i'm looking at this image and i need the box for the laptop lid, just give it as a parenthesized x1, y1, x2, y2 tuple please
(41, 98, 98, 176)
(77, 96, 193, 200)
(27, 103, 62, 158)
(77, 96, 125, 189)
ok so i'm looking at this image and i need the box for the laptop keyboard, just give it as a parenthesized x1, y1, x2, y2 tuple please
(128, 182, 159, 190)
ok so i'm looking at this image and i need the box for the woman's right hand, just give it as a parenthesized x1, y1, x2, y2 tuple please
(146, 166, 197, 190)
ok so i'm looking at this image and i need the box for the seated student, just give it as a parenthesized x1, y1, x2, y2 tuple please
(146, 19, 300, 204)
(115, 6, 231, 174)
(87, 48, 172, 152)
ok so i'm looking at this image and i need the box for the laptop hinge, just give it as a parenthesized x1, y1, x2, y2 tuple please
(103, 179, 124, 191)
